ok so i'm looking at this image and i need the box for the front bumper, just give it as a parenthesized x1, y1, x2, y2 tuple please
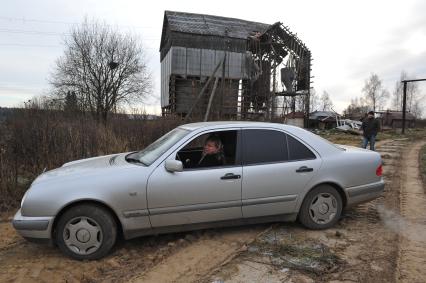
(12, 209, 54, 240)
(346, 180, 385, 207)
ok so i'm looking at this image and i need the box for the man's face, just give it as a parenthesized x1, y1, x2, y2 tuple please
(368, 113, 374, 118)
(203, 141, 219, 155)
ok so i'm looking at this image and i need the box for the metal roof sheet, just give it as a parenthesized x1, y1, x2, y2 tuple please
(165, 11, 270, 39)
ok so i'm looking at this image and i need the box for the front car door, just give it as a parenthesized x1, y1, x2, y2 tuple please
(241, 128, 321, 218)
(147, 129, 242, 227)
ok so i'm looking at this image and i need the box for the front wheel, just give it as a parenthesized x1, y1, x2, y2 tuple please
(298, 185, 342, 230)
(55, 204, 117, 260)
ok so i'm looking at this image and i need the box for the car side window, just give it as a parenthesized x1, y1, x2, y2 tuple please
(176, 130, 239, 169)
(242, 129, 288, 165)
(287, 135, 316, 161)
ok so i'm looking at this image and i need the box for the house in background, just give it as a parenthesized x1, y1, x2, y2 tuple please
(377, 110, 416, 129)
(159, 11, 311, 121)
(309, 110, 340, 129)
(283, 111, 305, 128)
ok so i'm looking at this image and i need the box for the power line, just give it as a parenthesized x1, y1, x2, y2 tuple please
(0, 28, 161, 41)
(0, 16, 84, 26)
(0, 16, 159, 30)
(0, 43, 158, 50)
(0, 85, 44, 91)
(0, 43, 62, 48)
(0, 28, 68, 36)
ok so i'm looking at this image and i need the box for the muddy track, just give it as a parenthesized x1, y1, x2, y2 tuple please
(206, 139, 409, 282)
(396, 141, 426, 282)
(0, 214, 268, 282)
(130, 226, 267, 283)
(0, 139, 424, 283)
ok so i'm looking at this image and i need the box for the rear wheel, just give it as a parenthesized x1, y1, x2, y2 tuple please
(55, 204, 117, 260)
(299, 185, 342, 229)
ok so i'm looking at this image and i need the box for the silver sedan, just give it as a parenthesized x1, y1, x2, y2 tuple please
(13, 122, 384, 260)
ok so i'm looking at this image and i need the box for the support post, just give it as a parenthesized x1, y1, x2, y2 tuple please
(402, 81, 407, 134)
(400, 78, 426, 133)
(184, 57, 225, 122)
(305, 88, 310, 128)
(272, 66, 276, 120)
(204, 76, 220, 121)
(220, 52, 226, 119)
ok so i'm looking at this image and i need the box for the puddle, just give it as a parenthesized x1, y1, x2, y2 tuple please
(245, 228, 344, 275)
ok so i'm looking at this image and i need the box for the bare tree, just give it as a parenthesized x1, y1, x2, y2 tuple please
(391, 71, 406, 111)
(64, 91, 79, 113)
(412, 100, 425, 118)
(391, 71, 424, 118)
(295, 96, 305, 112)
(50, 18, 152, 124)
(343, 96, 369, 118)
(320, 91, 334, 111)
(309, 88, 320, 112)
(362, 73, 388, 112)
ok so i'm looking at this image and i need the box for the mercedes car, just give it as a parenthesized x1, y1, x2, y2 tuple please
(13, 122, 384, 260)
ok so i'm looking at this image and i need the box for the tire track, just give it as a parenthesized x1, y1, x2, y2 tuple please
(1, 138, 420, 283)
(203, 139, 403, 282)
(0, 217, 268, 283)
(396, 141, 426, 282)
(130, 226, 267, 283)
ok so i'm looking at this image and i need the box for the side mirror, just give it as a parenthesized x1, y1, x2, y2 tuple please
(165, 159, 183, 172)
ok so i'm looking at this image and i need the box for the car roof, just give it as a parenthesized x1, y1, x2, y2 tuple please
(179, 121, 342, 156)
(179, 121, 287, 131)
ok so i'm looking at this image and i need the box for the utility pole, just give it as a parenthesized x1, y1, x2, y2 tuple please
(402, 81, 407, 134)
(401, 78, 426, 134)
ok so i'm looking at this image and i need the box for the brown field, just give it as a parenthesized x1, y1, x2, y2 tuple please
(1, 110, 425, 282)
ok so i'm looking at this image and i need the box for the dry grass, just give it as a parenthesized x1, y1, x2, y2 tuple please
(314, 129, 363, 147)
(1, 110, 424, 213)
(246, 227, 344, 276)
(316, 128, 426, 146)
(0, 109, 181, 212)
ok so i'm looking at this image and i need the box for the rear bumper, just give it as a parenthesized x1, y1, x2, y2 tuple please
(345, 180, 385, 206)
(12, 209, 54, 240)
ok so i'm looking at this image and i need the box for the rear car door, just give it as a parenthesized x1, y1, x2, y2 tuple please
(241, 128, 321, 218)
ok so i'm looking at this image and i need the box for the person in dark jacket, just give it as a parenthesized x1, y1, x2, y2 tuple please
(361, 111, 380, 151)
(198, 135, 225, 167)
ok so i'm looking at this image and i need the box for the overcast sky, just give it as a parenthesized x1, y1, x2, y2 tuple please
(1, 0, 425, 114)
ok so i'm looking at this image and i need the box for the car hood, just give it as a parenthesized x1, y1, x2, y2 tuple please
(62, 153, 128, 168)
(32, 153, 138, 185)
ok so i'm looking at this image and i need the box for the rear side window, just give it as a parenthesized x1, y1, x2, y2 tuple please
(287, 135, 316, 160)
(242, 129, 288, 165)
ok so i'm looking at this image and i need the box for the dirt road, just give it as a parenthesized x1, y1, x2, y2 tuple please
(396, 141, 426, 282)
(0, 220, 267, 282)
(0, 139, 425, 283)
(206, 139, 426, 283)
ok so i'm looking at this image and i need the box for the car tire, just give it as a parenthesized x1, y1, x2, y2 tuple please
(298, 185, 342, 230)
(55, 204, 117, 260)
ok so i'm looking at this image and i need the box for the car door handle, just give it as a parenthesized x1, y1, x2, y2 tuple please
(220, 173, 241, 180)
(296, 166, 313, 173)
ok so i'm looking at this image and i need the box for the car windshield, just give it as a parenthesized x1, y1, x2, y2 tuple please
(127, 128, 189, 166)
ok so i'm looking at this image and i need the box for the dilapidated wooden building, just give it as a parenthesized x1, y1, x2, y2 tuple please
(160, 11, 311, 122)
(379, 110, 416, 128)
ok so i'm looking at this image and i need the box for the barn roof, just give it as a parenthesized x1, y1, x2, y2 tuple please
(382, 111, 415, 120)
(163, 10, 270, 39)
(309, 111, 339, 119)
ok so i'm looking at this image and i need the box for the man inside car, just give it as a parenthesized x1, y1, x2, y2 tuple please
(198, 135, 225, 167)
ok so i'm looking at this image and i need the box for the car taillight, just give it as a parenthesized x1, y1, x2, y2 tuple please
(376, 164, 383, 176)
